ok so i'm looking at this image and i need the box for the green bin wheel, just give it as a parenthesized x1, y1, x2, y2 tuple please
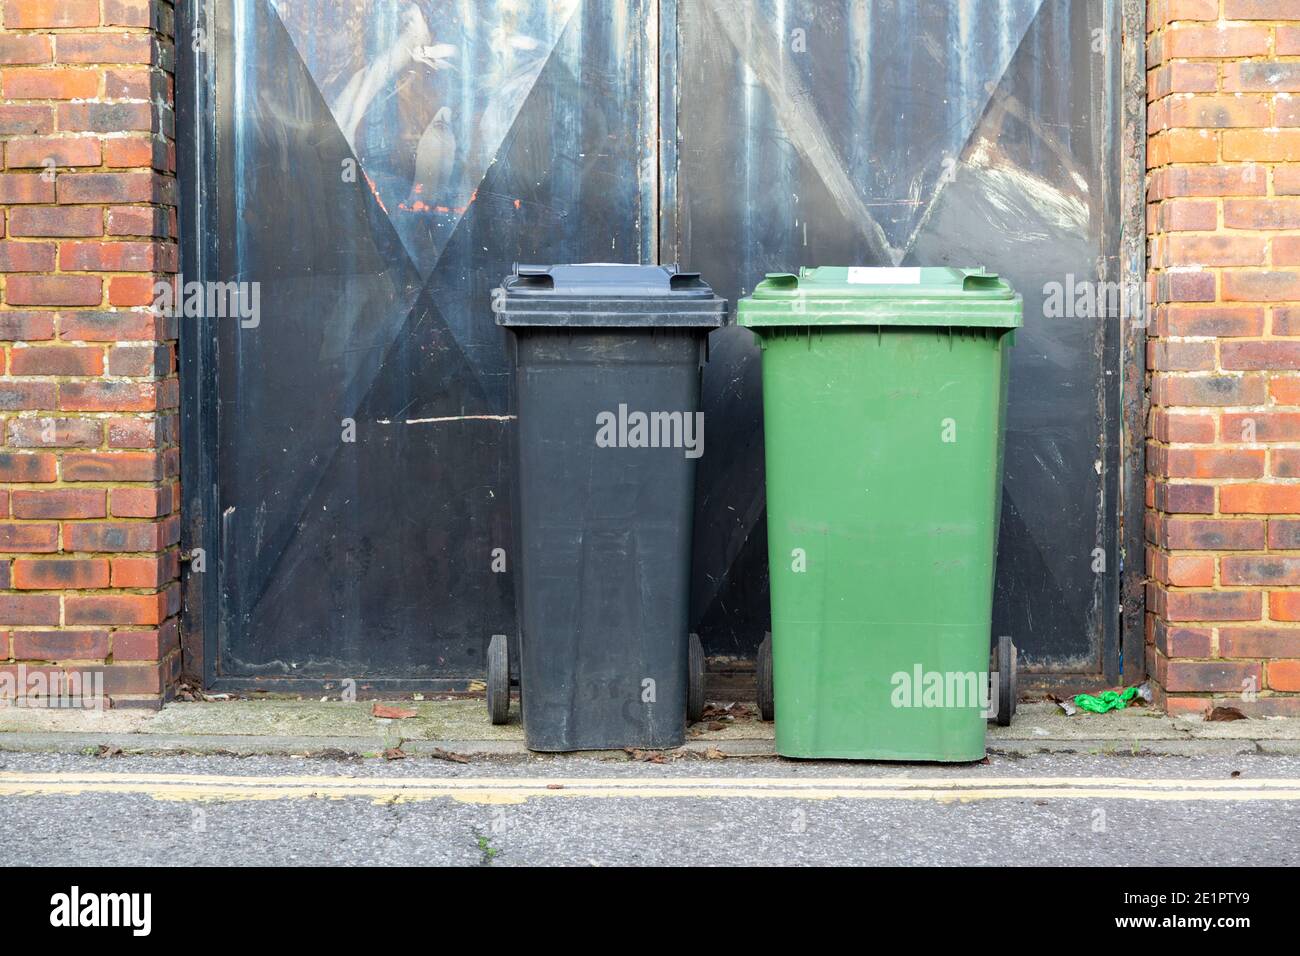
(996, 634, 1013, 727)
(687, 633, 706, 723)
(757, 632, 775, 722)
(487, 633, 510, 726)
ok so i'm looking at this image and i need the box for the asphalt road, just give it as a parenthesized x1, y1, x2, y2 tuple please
(1, 751, 1297, 866)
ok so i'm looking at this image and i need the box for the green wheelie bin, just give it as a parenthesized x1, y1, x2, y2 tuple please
(739, 266, 1022, 761)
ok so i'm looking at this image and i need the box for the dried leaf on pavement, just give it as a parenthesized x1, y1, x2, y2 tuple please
(372, 702, 418, 719)
(1207, 706, 1247, 722)
(624, 747, 668, 763)
(430, 747, 470, 764)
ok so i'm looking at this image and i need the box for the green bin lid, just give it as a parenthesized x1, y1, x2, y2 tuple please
(737, 266, 1022, 329)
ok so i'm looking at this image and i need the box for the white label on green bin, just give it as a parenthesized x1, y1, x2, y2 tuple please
(846, 266, 921, 284)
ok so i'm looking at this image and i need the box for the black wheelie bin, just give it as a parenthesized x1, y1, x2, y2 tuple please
(489, 263, 727, 751)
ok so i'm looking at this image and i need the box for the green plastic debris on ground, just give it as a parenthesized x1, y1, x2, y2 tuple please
(1074, 687, 1141, 714)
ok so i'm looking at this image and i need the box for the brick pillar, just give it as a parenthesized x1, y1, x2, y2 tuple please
(1147, 0, 1300, 716)
(0, 0, 179, 708)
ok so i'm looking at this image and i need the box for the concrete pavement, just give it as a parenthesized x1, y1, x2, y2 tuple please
(1, 699, 1298, 758)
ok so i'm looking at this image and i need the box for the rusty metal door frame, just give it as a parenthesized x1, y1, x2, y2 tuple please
(1118, 0, 1149, 688)
(176, 0, 218, 684)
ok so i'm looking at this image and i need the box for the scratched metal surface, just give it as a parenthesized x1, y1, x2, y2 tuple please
(204, 0, 1121, 684)
(209, 0, 656, 680)
(675, 0, 1122, 675)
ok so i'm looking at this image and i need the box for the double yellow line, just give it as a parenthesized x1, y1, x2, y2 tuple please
(0, 772, 1297, 805)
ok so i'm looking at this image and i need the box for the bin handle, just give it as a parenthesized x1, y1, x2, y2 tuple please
(511, 264, 554, 290)
(962, 272, 1003, 292)
(763, 272, 799, 290)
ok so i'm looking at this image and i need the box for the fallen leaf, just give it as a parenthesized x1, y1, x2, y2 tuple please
(706, 721, 726, 731)
(1206, 706, 1247, 722)
(372, 702, 418, 719)
(382, 747, 406, 760)
(430, 747, 470, 764)
(546, 784, 564, 790)
(624, 748, 667, 764)
(703, 747, 726, 760)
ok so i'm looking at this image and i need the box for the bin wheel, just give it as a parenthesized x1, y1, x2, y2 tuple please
(995, 634, 1014, 727)
(487, 633, 510, 726)
(757, 632, 774, 722)
(687, 633, 706, 723)
(1010, 640, 1019, 718)
(513, 630, 524, 712)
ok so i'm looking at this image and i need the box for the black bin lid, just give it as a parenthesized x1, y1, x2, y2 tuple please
(495, 263, 727, 328)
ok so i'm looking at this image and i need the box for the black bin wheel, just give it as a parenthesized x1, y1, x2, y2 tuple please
(487, 633, 510, 726)
(1010, 640, 1019, 718)
(994, 634, 1014, 727)
(757, 632, 774, 722)
(687, 632, 706, 723)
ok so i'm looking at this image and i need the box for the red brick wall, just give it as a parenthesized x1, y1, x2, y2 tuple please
(0, 0, 179, 708)
(1148, 0, 1300, 715)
